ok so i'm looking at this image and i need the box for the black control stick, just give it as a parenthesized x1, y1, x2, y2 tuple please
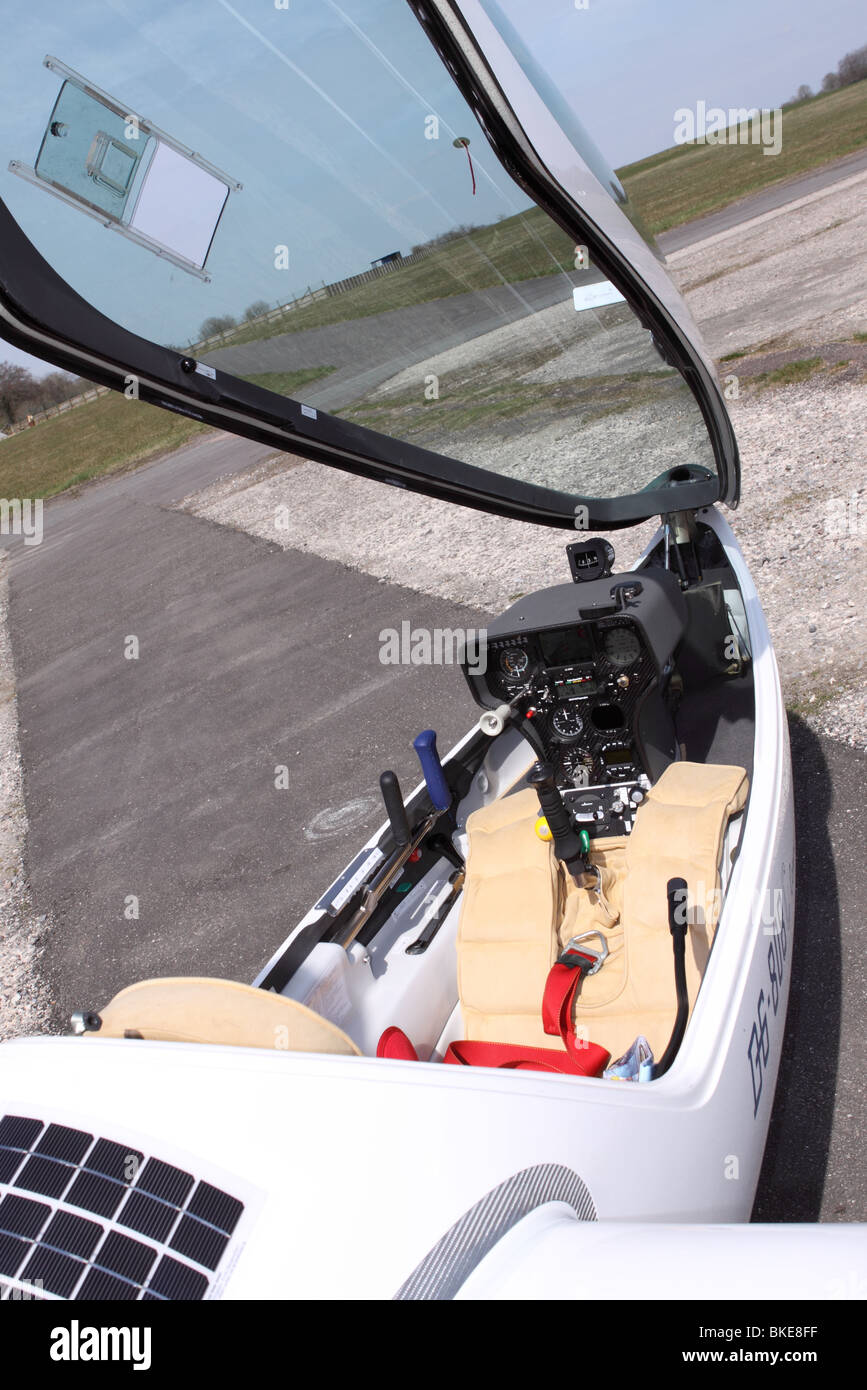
(527, 761, 588, 884)
(379, 770, 410, 848)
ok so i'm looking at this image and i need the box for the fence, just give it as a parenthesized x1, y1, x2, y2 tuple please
(3, 385, 111, 436)
(190, 245, 433, 352)
(1, 245, 434, 432)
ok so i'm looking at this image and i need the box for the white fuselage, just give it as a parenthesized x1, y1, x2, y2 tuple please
(0, 508, 795, 1298)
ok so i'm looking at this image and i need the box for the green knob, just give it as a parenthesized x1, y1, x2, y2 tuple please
(579, 830, 591, 855)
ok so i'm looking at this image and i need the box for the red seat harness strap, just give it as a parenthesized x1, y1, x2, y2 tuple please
(542, 951, 599, 1059)
(443, 949, 609, 1076)
(443, 1036, 608, 1076)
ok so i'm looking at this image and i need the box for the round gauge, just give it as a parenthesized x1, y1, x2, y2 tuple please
(603, 627, 642, 668)
(561, 748, 593, 786)
(551, 704, 584, 740)
(498, 647, 529, 679)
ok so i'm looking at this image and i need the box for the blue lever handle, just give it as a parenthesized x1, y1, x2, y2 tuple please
(413, 729, 452, 812)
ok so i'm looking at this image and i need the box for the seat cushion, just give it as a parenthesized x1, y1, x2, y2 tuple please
(571, 762, 748, 1057)
(457, 763, 748, 1061)
(457, 787, 624, 1050)
(85, 977, 361, 1055)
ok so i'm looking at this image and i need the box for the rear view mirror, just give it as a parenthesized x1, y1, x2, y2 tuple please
(9, 55, 240, 281)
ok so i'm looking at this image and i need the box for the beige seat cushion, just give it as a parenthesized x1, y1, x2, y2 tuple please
(574, 762, 748, 1057)
(457, 762, 748, 1061)
(458, 787, 624, 1050)
(85, 977, 361, 1055)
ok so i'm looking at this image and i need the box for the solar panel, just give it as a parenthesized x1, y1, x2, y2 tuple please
(117, 1191, 176, 1243)
(169, 1216, 228, 1272)
(0, 1194, 50, 1239)
(0, 1114, 246, 1301)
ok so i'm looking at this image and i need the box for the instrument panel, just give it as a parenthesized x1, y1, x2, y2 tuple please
(463, 570, 688, 816)
(486, 615, 653, 790)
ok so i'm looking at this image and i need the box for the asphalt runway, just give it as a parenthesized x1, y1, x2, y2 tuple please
(3, 435, 487, 1013)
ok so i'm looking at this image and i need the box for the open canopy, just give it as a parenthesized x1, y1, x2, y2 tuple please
(0, 0, 739, 528)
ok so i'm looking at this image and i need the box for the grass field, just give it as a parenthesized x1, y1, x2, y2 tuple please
(617, 80, 867, 233)
(751, 357, 825, 390)
(343, 368, 671, 445)
(245, 367, 335, 395)
(0, 368, 335, 500)
(0, 395, 208, 500)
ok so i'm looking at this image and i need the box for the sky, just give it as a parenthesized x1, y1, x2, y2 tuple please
(1, 0, 864, 377)
(494, 0, 864, 168)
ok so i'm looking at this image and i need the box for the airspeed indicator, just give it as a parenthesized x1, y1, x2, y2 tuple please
(551, 705, 584, 740)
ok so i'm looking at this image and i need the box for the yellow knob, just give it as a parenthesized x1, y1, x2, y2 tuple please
(535, 816, 553, 842)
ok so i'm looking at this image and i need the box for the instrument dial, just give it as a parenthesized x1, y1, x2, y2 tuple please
(498, 647, 529, 680)
(551, 704, 584, 740)
(603, 627, 642, 668)
(561, 747, 594, 786)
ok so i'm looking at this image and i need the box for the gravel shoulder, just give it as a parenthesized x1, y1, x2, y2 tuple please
(665, 173, 866, 355)
(0, 554, 54, 1038)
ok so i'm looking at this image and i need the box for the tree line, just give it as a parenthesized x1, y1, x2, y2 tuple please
(198, 299, 272, 342)
(788, 41, 867, 103)
(0, 362, 96, 431)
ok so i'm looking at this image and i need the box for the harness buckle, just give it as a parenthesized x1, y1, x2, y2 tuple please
(580, 863, 613, 915)
(558, 930, 609, 976)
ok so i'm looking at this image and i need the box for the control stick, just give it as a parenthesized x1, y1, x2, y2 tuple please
(379, 770, 410, 848)
(413, 729, 453, 812)
(527, 761, 589, 885)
